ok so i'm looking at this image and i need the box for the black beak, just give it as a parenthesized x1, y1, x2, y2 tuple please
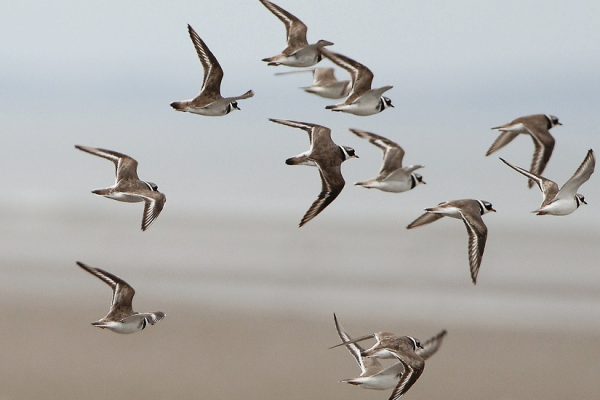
(234, 105, 241, 110)
(582, 199, 588, 205)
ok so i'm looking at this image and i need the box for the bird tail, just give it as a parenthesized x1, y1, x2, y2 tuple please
(170, 101, 186, 111)
(91, 188, 111, 196)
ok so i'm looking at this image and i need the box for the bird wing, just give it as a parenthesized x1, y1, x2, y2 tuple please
(135, 191, 166, 231)
(459, 207, 488, 284)
(320, 49, 373, 104)
(485, 131, 518, 156)
(187, 25, 223, 102)
(269, 118, 328, 146)
(299, 162, 345, 227)
(259, 0, 308, 54)
(333, 314, 382, 375)
(75, 145, 139, 182)
(387, 354, 424, 400)
(406, 212, 444, 229)
(525, 123, 555, 189)
(557, 149, 595, 200)
(313, 68, 338, 85)
(416, 330, 447, 360)
(349, 129, 404, 177)
(77, 261, 135, 320)
(499, 158, 558, 205)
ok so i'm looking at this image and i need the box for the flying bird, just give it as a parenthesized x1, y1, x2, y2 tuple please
(259, 0, 333, 67)
(333, 314, 446, 391)
(170, 24, 254, 116)
(500, 149, 594, 215)
(350, 129, 425, 192)
(269, 119, 357, 227)
(406, 199, 496, 284)
(486, 114, 561, 188)
(320, 49, 393, 116)
(331, 330, 430, 400)
(77, 261, 165, 334)
(276, 68, 351, 99)
(75, 145, 166, 231)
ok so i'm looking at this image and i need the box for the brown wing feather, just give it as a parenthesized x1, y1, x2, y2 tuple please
(75, 145, 139, 181)
(406, 212, 444, 229)
(187, 25, 223, 101)
(499, 157, 558, 206)
(259, 0, 308, 54)
(416, 330, 447, 360)
(558, 149, 595, 197)
(269, 118, 328, 146)
(140, 192, 166, 231)
(313, 68, 337, 85)
(349, 129, 405, 176)
(299, 163, 345, 227)
(77, 262, 135, 320)
(320, 49, 373, 104)
(459, 210, 487, 285)
(485, 131, 518, 156)
(525, 124, 555, 189)
(387, 357, 424, 400)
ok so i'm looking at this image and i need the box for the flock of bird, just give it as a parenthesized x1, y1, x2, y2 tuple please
(70, 1, 596, 399)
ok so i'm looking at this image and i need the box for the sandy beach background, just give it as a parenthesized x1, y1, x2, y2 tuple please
(2, 210, 599, 400)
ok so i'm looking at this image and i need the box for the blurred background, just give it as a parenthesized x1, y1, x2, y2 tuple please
(1, 1, 599, 399)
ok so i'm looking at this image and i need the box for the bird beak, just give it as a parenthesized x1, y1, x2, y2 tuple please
(353, 155, 359, 159)
(234, 105, 241, 110)
(582, 199, 588, 205)
(390, 104, 395, 108)
(557, 122, 563, 125)
(421, 180, 427, 185)
(490, 208, 497, 212)
(329, 333, 375, 349)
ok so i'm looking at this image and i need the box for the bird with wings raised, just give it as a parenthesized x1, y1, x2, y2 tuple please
(170, 24, 254, 116)
(269, 119, 358, 227)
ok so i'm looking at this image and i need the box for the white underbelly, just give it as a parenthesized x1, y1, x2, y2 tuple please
(539, 199, 578, 215)
(189, 105, 229, 116)
(359, 374, 399, 390)
(281, 49, 319, 67)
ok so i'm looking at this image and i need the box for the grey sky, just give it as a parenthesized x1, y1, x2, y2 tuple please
(2, 0, 599, 226)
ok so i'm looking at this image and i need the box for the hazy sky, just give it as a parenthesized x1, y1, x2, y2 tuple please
(2, 0, 599, 226)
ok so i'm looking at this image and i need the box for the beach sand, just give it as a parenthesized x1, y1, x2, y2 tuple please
(2, 212, 600, 399)
(2, 296, 599, 400)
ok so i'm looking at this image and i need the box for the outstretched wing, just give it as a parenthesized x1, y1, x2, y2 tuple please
(77, 261, 135, 319)
(350, 129, 405, 177)
(557, 149, 595, 199)
(75, 145, 139, 182)
(485, 131, 518, 156)
(333, 313, 382, 375)
(416, 330, 447, 360)
(313, 68, 338, 85)
(406, 212, 444, 229)
(320, 49, 373, 104)
(500, 158, 558, 205)
(459, 210, 488, 285)
(259, 0, 308, 54)
(387, 354, 424, 400)
(269, 118, 332, 148)
(525, 123, 555, 189)
(135, 191, 167, 231)
(187, 24, 223, 100)
(299, 163, 345, 227)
